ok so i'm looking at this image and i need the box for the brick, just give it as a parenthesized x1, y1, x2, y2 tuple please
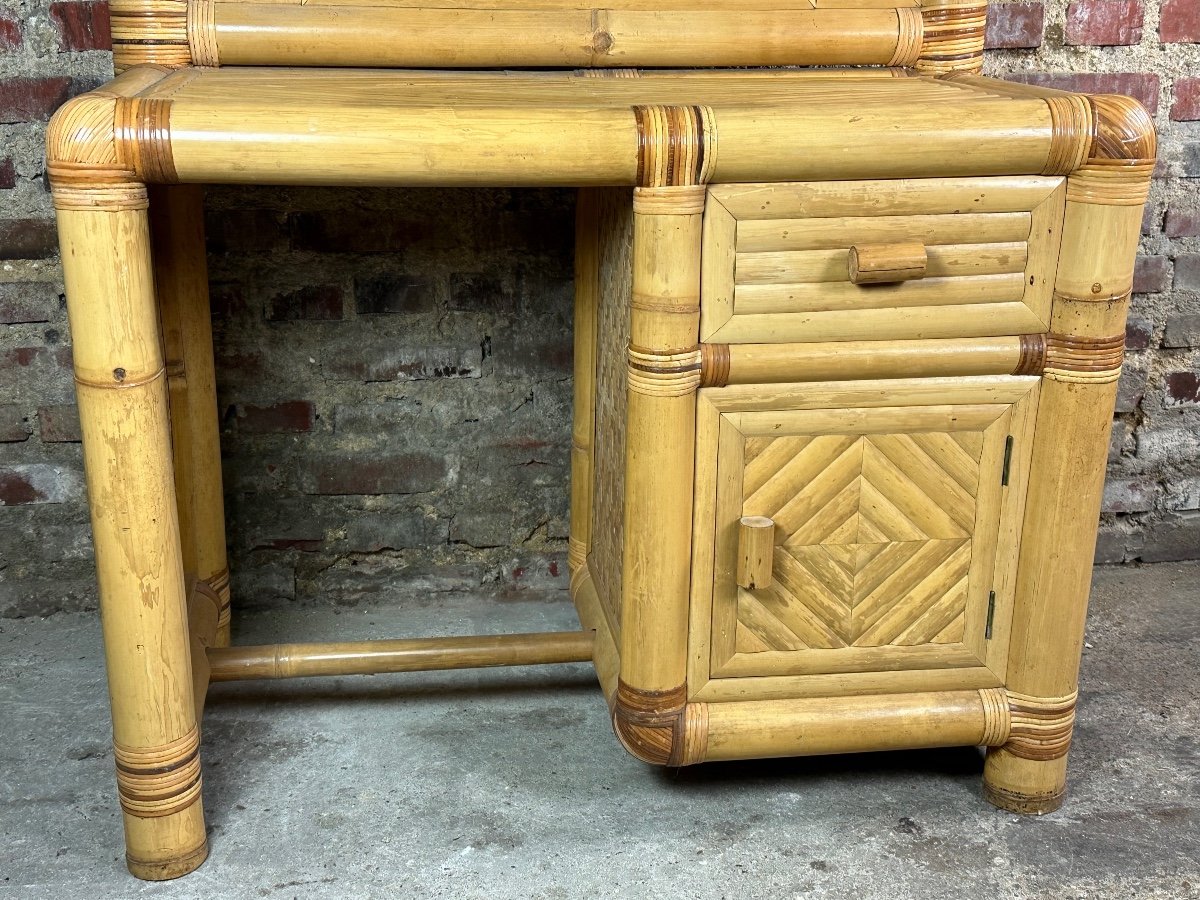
(1093, 525, 1131, 564)
(1141, 203, 1161, 236)
(205, 209, 286, 254)
(986, 1, 1044, 48)
(1160, 0, 1200, 42)
(1133, 255, 1171, 293)
(0, 405, 31, 442)
(354, 274, 438, 315)
(1165, 477, 1200, 512)
(0, 14, 20, 50)
(337, 510, 448, 552)
(0, 283, 58, 324)
(1138, 514, 1200, 563)
(1172, 77, 1200, 120)
(0, 77, 99, 123)
(1184, 143, 1200, 178)
(49, 1, 111, 51)
(1101, 477, 1157, 513)
(1114, 366, 1147, 413)
(448, 272, 515, 313)
(230, 400, 315, 433)
(1108, 419, 1128, 462)
(1163, 371, 1200, 407)
(1065, 0, 1143, 45)
(264, 284, 344, 321)
(1175, 254, 1200, 290)
(37, 404, 81, 442)
(1166, 207, 1200, 237)
(0, 158, 15, 190)
(289, 211, 426, 253)
(1005, 72, 1159, 114)
(0, 220, 59, 260)
(1125, 315, 1154, 350)
(325, 344, 482, 382)
(301, 452, 447, 495)
(0, 464, 83, 505)
(1136, 425, 1200, 467)
(1162, 315, 1200, 348)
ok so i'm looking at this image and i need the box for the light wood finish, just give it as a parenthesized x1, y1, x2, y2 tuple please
(570, 189, 602, 578)
(735, 516, 775, 590)
(74, 69, 1063, 187)
(54, 191, 207, 880)
(983, 101, 1153, 814)
(207, 632, 595, 680)
(151, 185, 231, 646)
(848, 241, 928, 283)
(700, 336, 1032, 387)
(702, 177, 1063, 344)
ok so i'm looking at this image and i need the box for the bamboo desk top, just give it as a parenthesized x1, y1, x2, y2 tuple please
(65, 65, 1068, 188)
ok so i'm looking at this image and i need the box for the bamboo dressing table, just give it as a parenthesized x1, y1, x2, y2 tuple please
(49, 0, 1154, 880)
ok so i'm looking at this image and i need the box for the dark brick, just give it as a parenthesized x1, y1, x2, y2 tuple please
(0, 76, 99, 123)
(0, 405, 31, 442)
(354, 274, 438, 315)
(37, 404, 81, 442)
(209, 283, 248, 318)
(1184, 143, 1200, 178)
(0, 14, 21, 51)
(1166, 207, 1200, 237)
(230, 400, 315, 434)
(264, 284, 344, 321)
(0, 464, 83, 505)
(986, 1, 1044, 48)
(1160, 0, 1200, 42)
(1108, 419, 1128, 462)
(1164, 371, 1200, 407)
(1124, 316, 1154, 349)
(205, 209, 287, 254)
(1138, 515, 1200, 563)
(1101, 477, 1156, 513)
(1005, 72, 1159, 113)
(325, 344, 482, 382)
(1175, 253, 1200, 290)
(1162, 315, 1200, 349)
(0, 283, 58, 323)
(49, 1, 111, 51)
(0, 158, 15, 190)
(1173, 77, 1200, 121)
(1093, 526, 1130, 564)
(301, 452, 447, 495)
(1141, 203, 1161, 236)
(0, 220, 59, 260)
(337, 510, 449, 552)
(289, 211, 426, 253)
(1133, 255, 1171, 293)
(447, 272, 515, 313)
(1114, 366, 1147, 413)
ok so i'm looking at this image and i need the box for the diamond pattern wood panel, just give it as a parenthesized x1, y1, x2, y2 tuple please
(737, 431, 983, 651)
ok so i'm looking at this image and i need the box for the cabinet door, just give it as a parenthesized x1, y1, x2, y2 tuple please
(689, 376, 1039, 700)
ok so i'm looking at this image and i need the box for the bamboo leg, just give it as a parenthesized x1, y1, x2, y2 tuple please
(151, 185, 231, 647)
(569, 188, 601, 579)
(55, 186, 208, 879)
(611, 105, 713, 766)
(983, 97, 1154, 813)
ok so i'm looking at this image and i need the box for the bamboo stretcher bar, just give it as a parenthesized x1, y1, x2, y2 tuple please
(207, 631, 596, 681)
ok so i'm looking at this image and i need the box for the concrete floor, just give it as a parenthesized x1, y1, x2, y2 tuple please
(2, 562, 1198, 899)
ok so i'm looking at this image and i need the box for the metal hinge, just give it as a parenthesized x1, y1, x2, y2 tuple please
(1001, 435, 1014, 486)
(985, 591, 996, 640)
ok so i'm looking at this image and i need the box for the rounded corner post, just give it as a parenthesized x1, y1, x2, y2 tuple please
(915, 0, 987, 76)
(984, 88, 1153, 815)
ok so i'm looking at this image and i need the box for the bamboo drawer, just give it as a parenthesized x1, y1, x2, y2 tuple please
(701, 177, 1066, 344)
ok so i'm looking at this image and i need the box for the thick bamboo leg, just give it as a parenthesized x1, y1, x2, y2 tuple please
(151, 185, 231, 647)
(611, 106, 712, 766)
(983, 96, 1154, 814)
(55, 186, 208, 878)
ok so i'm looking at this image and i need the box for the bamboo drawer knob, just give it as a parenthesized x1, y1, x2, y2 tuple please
(848, 242, 928, 284)
(736, 516, 775, 590)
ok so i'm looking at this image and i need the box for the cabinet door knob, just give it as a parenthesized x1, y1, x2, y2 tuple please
(736, 516, 775, 590)
(848, 242, 928, 284)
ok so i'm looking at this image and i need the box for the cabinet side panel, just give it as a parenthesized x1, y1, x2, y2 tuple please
(589, 188, 634, 639)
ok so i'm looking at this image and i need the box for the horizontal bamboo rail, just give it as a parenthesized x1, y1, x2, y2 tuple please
(207, 631, 596, 681)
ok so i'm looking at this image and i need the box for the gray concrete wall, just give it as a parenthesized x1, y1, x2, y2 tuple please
(1, 0, 1197, 618)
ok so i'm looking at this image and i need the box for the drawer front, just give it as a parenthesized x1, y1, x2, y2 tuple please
(701, 177, 1065, 344)
(689, 376, 1039, 699)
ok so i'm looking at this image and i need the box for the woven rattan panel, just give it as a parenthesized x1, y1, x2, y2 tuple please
(588, 188, 634, 636)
